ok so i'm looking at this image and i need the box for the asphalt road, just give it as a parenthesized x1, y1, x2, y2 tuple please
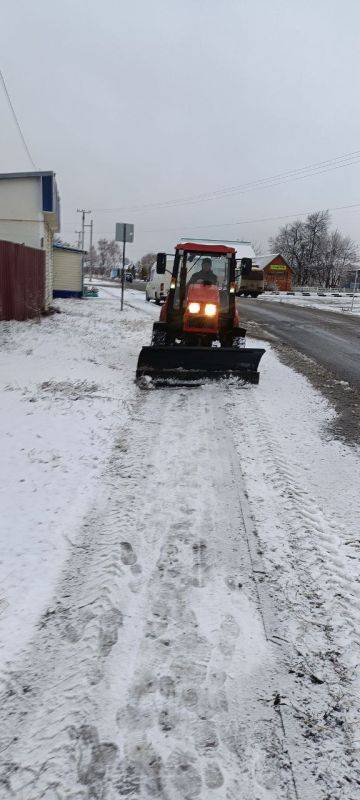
(237, 298, 360, 389)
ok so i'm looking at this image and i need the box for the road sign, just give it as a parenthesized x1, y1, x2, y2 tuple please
(115, 222, 134, 243)
(115, 223, 134, 310)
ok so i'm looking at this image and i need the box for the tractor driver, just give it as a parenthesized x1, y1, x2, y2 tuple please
(188, 257, 218, 285)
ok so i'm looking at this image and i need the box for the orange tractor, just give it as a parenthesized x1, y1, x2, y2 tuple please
(136, 241, 265, 385)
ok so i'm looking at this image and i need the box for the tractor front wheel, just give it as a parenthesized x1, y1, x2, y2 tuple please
(233, 335, 246, 349)
(151, 328, 167, 346)
(220, 335, 232, 348)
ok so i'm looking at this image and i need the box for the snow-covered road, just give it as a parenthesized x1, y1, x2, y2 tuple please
(0, 287, 359, 799)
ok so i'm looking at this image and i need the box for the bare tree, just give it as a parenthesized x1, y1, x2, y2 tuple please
(318, 230, 357, 287)
(96, 239, 121, 276)
(270, 211, 357, 286)
(139, 252, 156, 280)
(84, 245, 98, 275)
(107, 240, 121, 271)
(252, 240, 264, 257)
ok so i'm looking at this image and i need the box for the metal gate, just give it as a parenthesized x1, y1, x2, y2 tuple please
(0, 240, 45, 321)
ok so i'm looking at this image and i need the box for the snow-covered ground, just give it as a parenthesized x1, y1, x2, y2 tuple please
(259, 290, 360, 315)
(0, 285, 359, 799)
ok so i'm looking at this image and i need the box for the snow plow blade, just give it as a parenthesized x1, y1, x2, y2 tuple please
(136, 346, 265, 385)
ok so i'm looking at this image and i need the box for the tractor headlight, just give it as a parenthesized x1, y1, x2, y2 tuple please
(204, 303, 217, 317)
(188, 302, 200, 314)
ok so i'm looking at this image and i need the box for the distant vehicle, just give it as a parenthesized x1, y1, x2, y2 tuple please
(125, 272, 133, 283)
(146, 258, 173, 303)
(235, 265, 264, 297)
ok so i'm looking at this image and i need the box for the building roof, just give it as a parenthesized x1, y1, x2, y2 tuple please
(254, 252, 294, 271)
(53, 242, 86, 254)
(0, 171, 55, 180)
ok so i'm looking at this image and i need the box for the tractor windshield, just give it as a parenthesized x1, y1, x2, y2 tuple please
(186, 255, 229, 288)
(172, 251, 233, 312)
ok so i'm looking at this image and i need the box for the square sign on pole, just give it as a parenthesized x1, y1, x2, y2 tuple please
(115, 222, 134, 310)
(115, 223, 134, 243)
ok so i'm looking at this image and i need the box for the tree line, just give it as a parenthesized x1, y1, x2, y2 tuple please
(270, 211, 358, 287)
(83, 239, 156, 280)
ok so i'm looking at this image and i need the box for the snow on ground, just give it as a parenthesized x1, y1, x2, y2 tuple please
(0, 286, 359, 799)
(0, 292, 144, 669)
(259, 290, 360, 315)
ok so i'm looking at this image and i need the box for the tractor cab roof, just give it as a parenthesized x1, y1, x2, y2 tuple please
(175, 242, 235, 255)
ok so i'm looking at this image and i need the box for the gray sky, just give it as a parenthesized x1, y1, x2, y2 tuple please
(1, 0, 360, 259)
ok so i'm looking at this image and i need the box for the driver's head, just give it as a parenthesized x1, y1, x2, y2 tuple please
(202, 258, 212, 272)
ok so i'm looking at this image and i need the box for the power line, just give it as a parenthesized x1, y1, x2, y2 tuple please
(0, 68, 37, 169)
(91, 148, 360, 214)
(140, 201, 360, 234)
(60, 199, 360, 241)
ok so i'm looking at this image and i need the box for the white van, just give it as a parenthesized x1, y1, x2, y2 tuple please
(145, 258, 173, 304)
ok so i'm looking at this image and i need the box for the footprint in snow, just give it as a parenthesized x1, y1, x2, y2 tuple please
(120, 541, 137, 565)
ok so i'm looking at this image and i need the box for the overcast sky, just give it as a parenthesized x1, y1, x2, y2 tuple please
(1, 0, 360, 259)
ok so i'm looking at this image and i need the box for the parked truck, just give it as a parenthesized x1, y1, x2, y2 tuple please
(235, 265, 264, 297)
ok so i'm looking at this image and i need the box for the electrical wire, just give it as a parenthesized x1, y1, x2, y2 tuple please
(91, 149, 360, 214)
(60, 197, 360, 239)
(0, 67, 37, 169)
(140, 201, 360, 234)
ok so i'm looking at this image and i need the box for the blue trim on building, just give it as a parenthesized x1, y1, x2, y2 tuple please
(53, 243, 86, 254)
(42, 175, 53, 212)
(53, 290, 83, 298)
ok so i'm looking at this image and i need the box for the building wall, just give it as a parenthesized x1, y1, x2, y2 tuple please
(53, 249, 83, 297)
(0, 176, 58, 309)
(264, 256, 293, 291)
(0, 177, 43, 249)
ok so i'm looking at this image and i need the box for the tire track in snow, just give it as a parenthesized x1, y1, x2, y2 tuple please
(0, 383, 298, 800)
(223, 381, 360, 797)
(0, 390, 176, 799)
(110, 388, 298, 800)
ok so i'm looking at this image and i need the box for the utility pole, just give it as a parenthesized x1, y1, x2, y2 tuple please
(77, 209, 91, 296)
(89, 219, 93, 282)
(121, 224, 127, 311)
(75, 230, 82, 248)
(76, 208, 91, 250)
(84, 219, 94, 282)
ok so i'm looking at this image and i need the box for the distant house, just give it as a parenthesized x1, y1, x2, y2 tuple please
(0, 171, 60, 309)
(254, 253, 294, 291)
(53, 243, 85, 298)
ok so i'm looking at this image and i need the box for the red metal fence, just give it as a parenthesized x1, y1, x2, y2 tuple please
(0, 240, 45, 321)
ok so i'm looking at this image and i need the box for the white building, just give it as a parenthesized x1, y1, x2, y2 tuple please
(0, 171, 60, 309)
(53, 243, 84, 298)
